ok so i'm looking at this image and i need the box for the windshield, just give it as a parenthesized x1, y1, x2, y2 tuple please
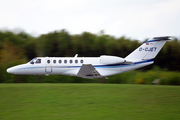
(29, 58, 37, 64)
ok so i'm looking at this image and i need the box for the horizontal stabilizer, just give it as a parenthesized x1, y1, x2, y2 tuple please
(152, 36, 171, 40)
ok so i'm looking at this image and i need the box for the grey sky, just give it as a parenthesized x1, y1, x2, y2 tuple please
(0, 0, 180, 41)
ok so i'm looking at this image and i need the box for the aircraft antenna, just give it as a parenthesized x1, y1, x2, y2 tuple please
(74, 54, 78, 58)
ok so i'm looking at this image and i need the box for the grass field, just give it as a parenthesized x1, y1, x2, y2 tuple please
(0, 84, 180, 120)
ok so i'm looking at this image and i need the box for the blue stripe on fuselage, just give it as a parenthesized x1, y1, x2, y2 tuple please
(94, 59, 154, 68)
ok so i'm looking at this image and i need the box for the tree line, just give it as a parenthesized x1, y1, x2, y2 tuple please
(0, 29, 180, 84)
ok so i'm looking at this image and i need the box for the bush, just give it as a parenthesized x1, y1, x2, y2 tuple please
(160, 73, 180, 85)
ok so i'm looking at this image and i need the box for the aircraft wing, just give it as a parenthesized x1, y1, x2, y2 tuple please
(77, 64, 103, 78)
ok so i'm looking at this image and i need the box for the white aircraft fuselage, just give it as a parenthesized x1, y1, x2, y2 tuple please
(7, 36, 170, 79)
(7, 56, 153, 77)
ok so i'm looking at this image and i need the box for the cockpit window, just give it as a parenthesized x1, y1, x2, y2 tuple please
(36, 59, 41, 64)
(30, 58, 37, 64)
(30, 58, 41, 64)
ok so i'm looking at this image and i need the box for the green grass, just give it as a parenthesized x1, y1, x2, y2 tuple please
(0, 84, 180, 120)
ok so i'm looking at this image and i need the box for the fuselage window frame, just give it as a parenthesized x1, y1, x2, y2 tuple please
(64, 60, 67, 64)
(47, 60, 50, 64)
(70, 60, 73, 64)
(53, 60, 56, 64)
(59, 60, 62, 64)
(80, 60, 83, 64)
(75, 60, 78, 64)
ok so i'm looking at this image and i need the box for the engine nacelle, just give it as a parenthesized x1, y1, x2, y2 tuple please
(100, 55, 125, 64)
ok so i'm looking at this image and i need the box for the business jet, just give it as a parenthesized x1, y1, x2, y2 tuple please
(7, 36, 171, 79)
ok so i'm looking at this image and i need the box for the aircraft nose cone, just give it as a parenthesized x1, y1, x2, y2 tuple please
(7, 67, 14, 74)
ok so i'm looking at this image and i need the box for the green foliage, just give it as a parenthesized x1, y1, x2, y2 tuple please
(105, 66, 180, 85)
(108, 71, 136, 84)
(160, 72, 180, 85)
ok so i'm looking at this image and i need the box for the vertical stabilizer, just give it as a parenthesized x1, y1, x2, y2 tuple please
(125, 36, 170, 61)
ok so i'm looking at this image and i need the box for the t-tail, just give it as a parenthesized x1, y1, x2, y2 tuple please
(125, 36, 171, 62)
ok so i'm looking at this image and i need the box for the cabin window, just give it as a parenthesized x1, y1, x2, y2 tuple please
(80, 60, 83, 64)
(64, 60, 67, 64)
(47, 60, 50, 64)
(36, 59, 41, 64)
(70, 60, 72, 63)
(53, 60, 56, 64)
(75, 60, 78, 63)
(59, 60, 61, 64)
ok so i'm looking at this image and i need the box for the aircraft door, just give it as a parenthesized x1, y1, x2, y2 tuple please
(45, 58, 52, 73)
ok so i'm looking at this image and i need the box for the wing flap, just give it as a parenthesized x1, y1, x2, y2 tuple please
(77, 64, 103, 78)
